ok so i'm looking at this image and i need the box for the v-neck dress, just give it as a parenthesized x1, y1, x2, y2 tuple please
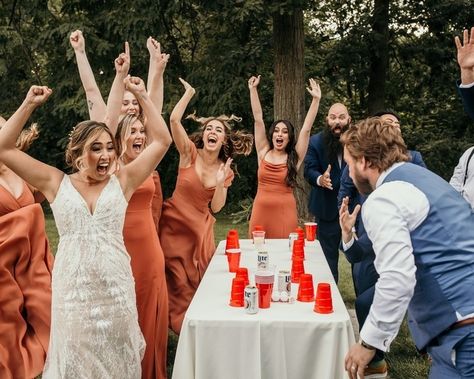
(159, 141, 234, 334)
(0, 181, 53, 379)
(43, 174, 145, 379)
(248, 159, 298, 238)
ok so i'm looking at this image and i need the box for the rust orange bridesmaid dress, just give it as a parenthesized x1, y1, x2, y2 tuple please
(0, 182, 53, 379)
(159, 142, 234, 334)
(248, 159, 298, 238)
(123, 172, 168, 379)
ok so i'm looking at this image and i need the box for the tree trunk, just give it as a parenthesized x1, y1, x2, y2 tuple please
(273, 8, 310, 223)
(367, 0, 390, 114)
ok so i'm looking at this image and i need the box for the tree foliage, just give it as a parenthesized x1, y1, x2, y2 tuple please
(1, 0, 473, 210)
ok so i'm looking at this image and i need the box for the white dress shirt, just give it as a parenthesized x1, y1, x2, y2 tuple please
(449, 146, 474, 209)
(359, 162, 430, 351)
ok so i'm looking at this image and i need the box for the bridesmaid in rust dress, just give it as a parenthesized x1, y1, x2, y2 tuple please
(247, 75, 321, 238)
(0, 118, 54, 379)
(159, 78, 253, 334)
(108, 46, 171, 378)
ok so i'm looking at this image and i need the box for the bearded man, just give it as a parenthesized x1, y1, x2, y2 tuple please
(304, 103, 351, 282)
(342, 117, 474, 379)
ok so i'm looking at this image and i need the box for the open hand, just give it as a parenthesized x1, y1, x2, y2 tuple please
(320, 164, 333, 190)
(455, 27, 474, 71)
(339, 196, 361, 240)
(216, 158, 233, 186)
(306, 78, 321, 100)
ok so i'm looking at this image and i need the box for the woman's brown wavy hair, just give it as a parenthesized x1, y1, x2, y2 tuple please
(186, 114, 254, 167)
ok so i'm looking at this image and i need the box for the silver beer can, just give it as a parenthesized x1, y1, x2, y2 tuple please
(257, 251, 269, 270)
(289, 232, 299, 252)
(278, 270, 291, 293)
(244, 285, 258, 314)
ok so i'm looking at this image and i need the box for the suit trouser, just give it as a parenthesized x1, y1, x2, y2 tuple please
(316, 218, 341, 283)
(427, 324, 474, 378)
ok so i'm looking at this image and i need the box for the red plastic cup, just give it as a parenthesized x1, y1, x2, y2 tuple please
(226, 248, 241, 273)
(291, 257, 305, 283)
(304, 222, 317, 241)
(314, 282, 333, 313)
(229, 277, 245, 307)
(226, 230, 240, 250)
(292, 239, 305, 260)
(255, 271, 274, 309)
(295, 227, 305, 246)
(297, 273, 315, 302)
(235, 267, 249, 287)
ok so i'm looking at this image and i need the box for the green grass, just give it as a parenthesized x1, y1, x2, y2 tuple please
(44, 214, 429, 378)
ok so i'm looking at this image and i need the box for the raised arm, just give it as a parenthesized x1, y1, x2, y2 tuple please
(0, 86, 63, 202)
(295, 78, 321, 169)
(248, 75, 270, 162)
(104, 42, 130, 136)
(169, 78, 195, 166)
(70, 30, 106, 120)
(119, 76, 172, 199)
(146, 37, 169, 114)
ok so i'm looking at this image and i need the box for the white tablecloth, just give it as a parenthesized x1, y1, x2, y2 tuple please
(172, 239, 355, 379)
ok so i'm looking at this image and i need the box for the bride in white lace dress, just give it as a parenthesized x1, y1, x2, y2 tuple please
(0, 78, 171, 378)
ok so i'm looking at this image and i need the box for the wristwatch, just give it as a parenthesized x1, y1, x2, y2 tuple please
(359, 338, 376, 350)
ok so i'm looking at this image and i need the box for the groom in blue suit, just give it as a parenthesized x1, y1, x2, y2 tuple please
(304, 103, 351, 282)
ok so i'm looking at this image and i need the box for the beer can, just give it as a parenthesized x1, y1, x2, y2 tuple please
(289, 232, 299, 252)
(278, 270, 291, 293)
(244, 285, 258, 314)
(257, 251, 269, 270)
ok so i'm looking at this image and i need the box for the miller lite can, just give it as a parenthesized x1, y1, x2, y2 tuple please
(278, 270, 292, 293)
(257, 251, 269, 270)
(244, 285, 258, 314)
(289, 232, 298, 252)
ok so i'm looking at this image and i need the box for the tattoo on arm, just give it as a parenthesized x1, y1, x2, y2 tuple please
(88, 100, 94, 111)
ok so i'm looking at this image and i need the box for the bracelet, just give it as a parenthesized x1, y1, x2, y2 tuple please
(359, 339, 376, 350)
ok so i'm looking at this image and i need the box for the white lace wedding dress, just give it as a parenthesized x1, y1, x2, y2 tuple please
(43, 175, 145, 378)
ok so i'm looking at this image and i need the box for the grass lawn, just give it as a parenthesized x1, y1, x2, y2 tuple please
(44, 214, 429, 378)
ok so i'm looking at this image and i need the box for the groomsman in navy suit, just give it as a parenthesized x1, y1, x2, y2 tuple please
(304, 103, 351, 282)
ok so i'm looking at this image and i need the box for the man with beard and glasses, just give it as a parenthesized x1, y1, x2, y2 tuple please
(337, 110, 426, 378)
(342, 117, 474, 379)
(304, 103, 351, 282)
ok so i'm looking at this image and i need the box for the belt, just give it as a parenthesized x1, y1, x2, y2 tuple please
(451, 317, 474, 330)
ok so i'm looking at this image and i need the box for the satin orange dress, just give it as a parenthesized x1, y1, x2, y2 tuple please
(159, 142, 234, 334)
(0, 182, 53, 379)
(124, 172, 168, 379)
(248, 159, 298, 238)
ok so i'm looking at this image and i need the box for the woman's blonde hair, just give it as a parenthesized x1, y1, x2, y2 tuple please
(65, 120, 117, 172)
(0, 117, 40, 152)
(186, 113, 253, 164)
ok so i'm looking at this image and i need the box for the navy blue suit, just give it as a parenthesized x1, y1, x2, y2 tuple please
(304, 131, 346, 282)
(337, 150, 426, 362)
(457, 81, 474, 120)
